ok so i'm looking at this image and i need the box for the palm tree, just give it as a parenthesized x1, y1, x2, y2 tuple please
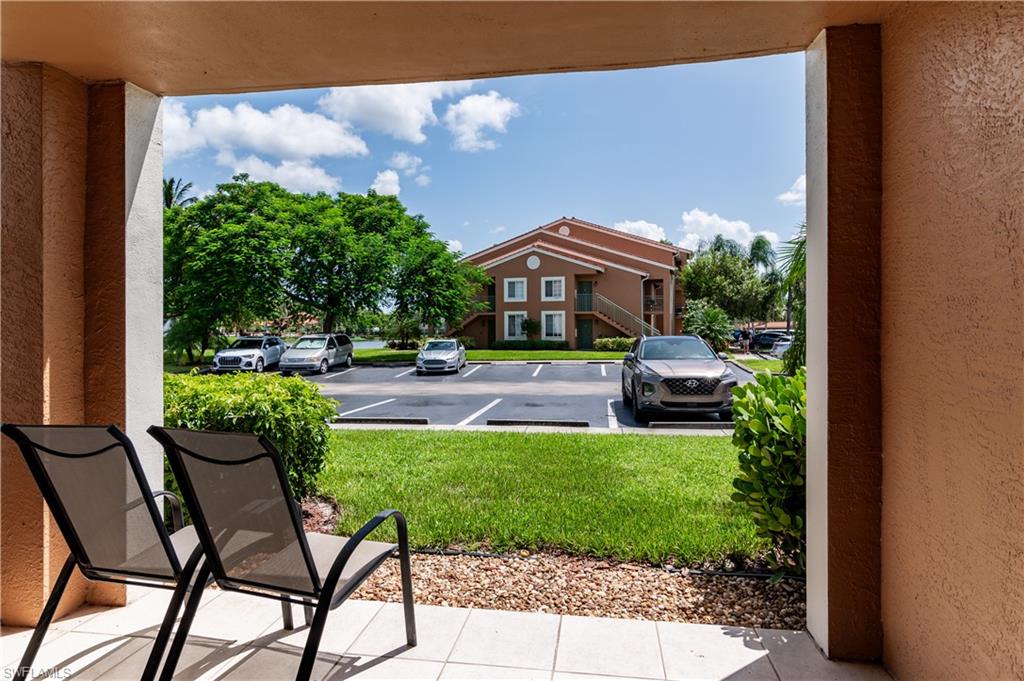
(163, 177, 197, 209)
(777, 222, 806, 373)
(748, 234, 776, 272)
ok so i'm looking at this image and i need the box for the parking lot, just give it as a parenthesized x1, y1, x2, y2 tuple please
(303, 361, 755, 431)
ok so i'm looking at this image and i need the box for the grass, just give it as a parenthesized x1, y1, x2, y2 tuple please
(353, 348, 624, 363)
(318, 430, 764, 564)
(736, 358, 784, 373)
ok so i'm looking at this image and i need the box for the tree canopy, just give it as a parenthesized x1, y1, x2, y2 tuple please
(164, 176, 488, 356)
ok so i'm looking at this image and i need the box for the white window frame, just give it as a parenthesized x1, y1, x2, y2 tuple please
(505, 311, 528, 340)
(504, 277, 527, 302)
(540, 276, 566, 302)
(541, 310, 566, 341)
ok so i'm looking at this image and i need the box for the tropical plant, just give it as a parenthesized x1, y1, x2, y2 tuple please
(521, 317, 541, 339)
(682, 299, 733, 351)
(163, 177, 197, 208)
(681, 249, 765, 322)
(778, 223, 806, 373)
(163, 372, 338, 497)
(748, 234, 776, 272)
(593, 336, 635, 352)
(730, 369, 807, 574)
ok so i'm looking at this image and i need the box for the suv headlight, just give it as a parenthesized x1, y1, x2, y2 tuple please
(642, 382, 657, 396)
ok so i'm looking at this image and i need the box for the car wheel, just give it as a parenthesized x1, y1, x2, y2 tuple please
(254, 358, 265, 373)
(631, 386, 650, 425)
(318, 359, 329, 374)
(344, 353, 353, 368)
(621, 377, 633, 406)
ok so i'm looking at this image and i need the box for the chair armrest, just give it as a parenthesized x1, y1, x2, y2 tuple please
(321, 509, 407, 602)
(152, 490, 185, 532)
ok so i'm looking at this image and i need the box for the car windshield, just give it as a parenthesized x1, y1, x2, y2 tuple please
(639, 337, 716, 360)
(293, 337, 327, 349)
(229, 338, 264, 349)
(423, 341, 456, 352)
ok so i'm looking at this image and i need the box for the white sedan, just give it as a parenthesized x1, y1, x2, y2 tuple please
(770, 338, 793, 358)
(415, 339, 467, 375)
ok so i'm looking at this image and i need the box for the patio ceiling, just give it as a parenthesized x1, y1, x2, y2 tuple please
(2, 1, 893, 95)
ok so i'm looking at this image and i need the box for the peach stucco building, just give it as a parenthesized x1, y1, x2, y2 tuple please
(1, 3, 1022, 680)
(460, 218, 689, 348)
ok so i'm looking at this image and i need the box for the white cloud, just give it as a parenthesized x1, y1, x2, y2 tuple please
(217, 151, 341, 194)
(389, 152, 432, 187)
(443, 91, 521, 152)
(318, 81, 472, 143)
(776, 174, 806, 206)
(370, 169, 401, 196)
(163, 100, 206, 160)
(613, 220, 667, 242)
(447, 239, 464, 252)
(489, 225, 507, 234)
(679, 208, 779, 252)
(164, 99, 366, 163)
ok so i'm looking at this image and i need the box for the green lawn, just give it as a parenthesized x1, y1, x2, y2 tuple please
(736, 358, 783, 373)
(353, 348, 623, 363)
(318, 430, 764, 564)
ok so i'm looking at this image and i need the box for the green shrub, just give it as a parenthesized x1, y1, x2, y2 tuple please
(730, 369, 807, 574)
(683, 299, 734, 351)
(521, 317, 541, 339)
(163, 372, 338, 497)
(593, 336, 635, 352)
(457, 335, 477, 349)
(490, 340, 571, 350)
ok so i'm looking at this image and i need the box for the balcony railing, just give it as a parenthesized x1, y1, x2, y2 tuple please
(643, 296, 664, 312)
(475, 294, 496, 312)
(576, 293, 659, 336)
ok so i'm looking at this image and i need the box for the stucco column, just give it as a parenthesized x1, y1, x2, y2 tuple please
(805, 26, 883, 661)
(0, 69, 163, 625)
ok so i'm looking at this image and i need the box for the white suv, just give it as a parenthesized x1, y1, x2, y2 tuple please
(212, 336, 287, 373)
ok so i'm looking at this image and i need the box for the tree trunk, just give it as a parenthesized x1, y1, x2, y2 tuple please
(322, 311, 336, 333)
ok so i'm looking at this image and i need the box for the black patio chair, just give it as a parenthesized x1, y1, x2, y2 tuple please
(0, 424, 207, 681)
(147, 426, 416, 681)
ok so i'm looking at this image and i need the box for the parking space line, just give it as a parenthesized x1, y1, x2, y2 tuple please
(457, 398, 502, 426)
(601, 364, 607, 377)
(462, 365, 482, 378)
(607, 399, 619, 429)
(338, 398, 396, 417)
(532, 364, 544, 377)
(321, 367, 354, 380)
(394, 368, 416, 378)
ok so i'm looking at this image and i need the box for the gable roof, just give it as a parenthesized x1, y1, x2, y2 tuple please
(476, 241, 650, 277)
(538, 217, 682, 254)
(465, 220, 678, 273)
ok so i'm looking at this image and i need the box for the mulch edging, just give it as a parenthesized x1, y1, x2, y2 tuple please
(301, 498, 806, 630)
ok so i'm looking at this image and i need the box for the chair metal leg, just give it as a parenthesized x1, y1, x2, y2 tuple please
(302, 599, 314, 626)
(158, 561, 212, 681)
(398, 524, 417, 647)
(13, 555, 76, 681)
(140, 549, 205, 681)
(296, 591, 340, 681)
(281, 601, 295, 630)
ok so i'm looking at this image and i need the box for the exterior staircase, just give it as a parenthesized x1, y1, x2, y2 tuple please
(576, 293, 659, 337)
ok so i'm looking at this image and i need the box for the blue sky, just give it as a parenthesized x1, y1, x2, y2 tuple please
(164, 52, 806, 255)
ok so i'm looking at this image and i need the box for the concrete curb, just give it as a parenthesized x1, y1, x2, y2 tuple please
(486, 418, 590, 428)
(333, 416, 429, 425)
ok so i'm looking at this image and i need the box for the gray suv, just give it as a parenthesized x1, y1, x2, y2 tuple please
(621, 335, 737, 423)
(280, 333, 354, 375)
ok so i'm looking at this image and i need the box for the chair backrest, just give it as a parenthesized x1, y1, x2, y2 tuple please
(148, 426, 321, 597)
(0, 424, 180, 581)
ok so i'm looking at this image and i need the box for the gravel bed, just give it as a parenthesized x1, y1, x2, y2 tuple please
(301, 498, 805, 630)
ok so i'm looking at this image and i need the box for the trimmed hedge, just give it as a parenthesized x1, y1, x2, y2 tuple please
(593, 336, 635, 352)
(490, 340, 571, 350)
(163, 372, 338, 497)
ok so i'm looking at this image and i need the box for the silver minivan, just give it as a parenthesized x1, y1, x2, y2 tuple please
(279, 334, 354, 375)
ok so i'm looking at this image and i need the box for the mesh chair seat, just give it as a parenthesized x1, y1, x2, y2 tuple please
(101, 526, 201, 583)
(251, 532, 396, 598)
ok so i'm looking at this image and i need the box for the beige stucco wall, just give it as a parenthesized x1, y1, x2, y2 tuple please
(880, 4, 1024, 679)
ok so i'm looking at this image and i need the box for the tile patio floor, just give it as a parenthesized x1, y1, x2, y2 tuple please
(2, 589, 891, 680)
